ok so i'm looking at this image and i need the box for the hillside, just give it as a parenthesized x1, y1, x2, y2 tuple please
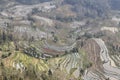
(64, 0, 110, 18)
(0, 0, 120, 80)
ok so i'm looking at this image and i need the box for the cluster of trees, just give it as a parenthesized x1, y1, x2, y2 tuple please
(0, 30, 13, 44)
(70, 47, 78, 53)
(55, 16, 74, 22)
(1, 52, 11, 59)
(24, 47, 40, 58)
(0, 29, 20, 51)
(83, 31, 104, 39)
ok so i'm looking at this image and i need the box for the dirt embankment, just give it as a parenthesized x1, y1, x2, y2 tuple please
(82, 39, 103, 71)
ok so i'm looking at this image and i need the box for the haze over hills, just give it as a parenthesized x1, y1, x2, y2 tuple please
(0, 0, 117, 15)
(110, 0, 120, 10)
(0, 0, 120, 80)
(0, 0, 118, 19)
(15, 0, 52, 4)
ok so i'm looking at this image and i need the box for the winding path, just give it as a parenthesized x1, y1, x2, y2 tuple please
(44, 40, 77, 51)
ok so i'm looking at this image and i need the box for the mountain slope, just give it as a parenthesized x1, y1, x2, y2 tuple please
(64, 0, 110, 18)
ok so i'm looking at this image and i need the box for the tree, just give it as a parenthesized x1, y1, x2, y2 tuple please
(84, 32, 93, 38)
(2, 31, 6, 42)
(29, 36, 34, 44)
(106, 78, 110, 80)
(53, 36, 58, 43)
(14, 41, 19, 51)
(80, 69, 84, 75)
(71, 47, 78, 53)
(32, 8, 39, 14)
(48, 69, 52, 76)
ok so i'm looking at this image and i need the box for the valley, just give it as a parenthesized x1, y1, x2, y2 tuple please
(0, 0, 120, 80)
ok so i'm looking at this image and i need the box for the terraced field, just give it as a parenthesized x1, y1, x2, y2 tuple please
(1, 37, 120, 80)
(93, 38, 120, 80)
(2, 51, 49, 72)
(47, 52, 81, 78)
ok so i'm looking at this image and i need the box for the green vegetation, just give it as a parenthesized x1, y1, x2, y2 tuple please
(69, 68, 77, 75)
(79, 49, 92, 73)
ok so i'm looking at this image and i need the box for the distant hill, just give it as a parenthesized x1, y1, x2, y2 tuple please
(110, 0, 120, 10)
(0, 0, 119, 19)
(63, 0, 110, 19)
(15, 0, 52, 4)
